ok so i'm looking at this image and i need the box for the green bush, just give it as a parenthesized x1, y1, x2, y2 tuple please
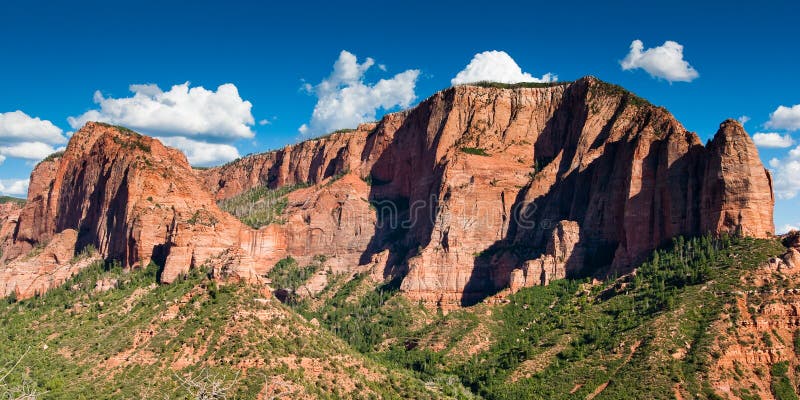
(771, 361, 798, 400)
(460, 147, 489, 156)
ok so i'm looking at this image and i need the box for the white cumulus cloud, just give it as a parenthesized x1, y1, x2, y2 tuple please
(68, 82, 259, 167)
(158, 136, 240, 167)
(0, 142, 60, 160)
(620, 40, 699, 83)
(451, 50, 556, 85)
(0, 179, 30, 197)
(0, 111, 67, 163)
(300, 50, 420, 136)
(769, 145, 800, 199)
(68, 82, 255, 140)
(753, 132, 794, 148)
(737, 115, 750, 125)
(765, 104, 800, 131)
(0, 111, 66, 144)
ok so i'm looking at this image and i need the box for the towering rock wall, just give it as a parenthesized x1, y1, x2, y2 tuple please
(200, 77, 774, 306)
(701, 120, 775, 237)
(0, 77, 775, 305)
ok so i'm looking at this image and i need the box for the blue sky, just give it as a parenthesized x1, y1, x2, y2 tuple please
(1, 0, 799, 230)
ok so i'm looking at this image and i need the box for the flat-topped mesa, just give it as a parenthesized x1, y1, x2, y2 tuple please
(0, 77, 776, 306)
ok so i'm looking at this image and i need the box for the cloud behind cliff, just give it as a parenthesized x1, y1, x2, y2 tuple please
(753, 132, 794, 148)
(0, 111, 67, 164)
(299, 50, 420, 136)
(68, 83, 255, 140)
(67, 82, 255, 166)
(0, 178, 29, 196)
(769, 145, 800, 199)
(157, 136, 240, 166)
(451, 51, 556, 85)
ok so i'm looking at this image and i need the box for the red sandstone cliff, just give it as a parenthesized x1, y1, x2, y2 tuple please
(701, 119, 775, 238)
(0, 123, 284, 298)
(0, 77, 776, 305)
(0, 201, 22, 257)
(199, 122, 384, 200)
(198, 77, 774, 305)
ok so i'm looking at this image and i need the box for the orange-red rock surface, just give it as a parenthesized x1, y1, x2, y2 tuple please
(705, 235, 800, 399)
(0, 123, 283, 298)
(0, 78, 776, 305)
(0, 201, 22, 251)
(201, 77, 774, 305)
(701, 119, 775, 238)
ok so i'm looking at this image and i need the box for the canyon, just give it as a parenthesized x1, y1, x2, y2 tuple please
(0, 77, 775, 306)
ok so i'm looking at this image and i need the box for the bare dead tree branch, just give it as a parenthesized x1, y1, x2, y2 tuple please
(173, 369, 239, 400)
(0, 348, 45, 400)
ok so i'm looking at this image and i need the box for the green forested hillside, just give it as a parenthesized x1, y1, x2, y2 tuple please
(0, 262, 447, 399)
(280, 236, 789, 399)
(0, 235, 792, 399)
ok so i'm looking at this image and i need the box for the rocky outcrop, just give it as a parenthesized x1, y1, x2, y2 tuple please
(785, 248, 800, 270)
(779, 231, 800, 269)
(0, 229, 100, 299)
(0, 78, 776, 305)
(5, 158, 61, 260)
(509, 220, 583, 291)
(0, 201, 22, 255)
(782, 230, 800, 249)
(280, 173, 376, 270)
(701, 120, 775, 238)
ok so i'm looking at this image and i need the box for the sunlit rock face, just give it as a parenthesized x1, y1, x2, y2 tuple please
(1, 78, 774, 306)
